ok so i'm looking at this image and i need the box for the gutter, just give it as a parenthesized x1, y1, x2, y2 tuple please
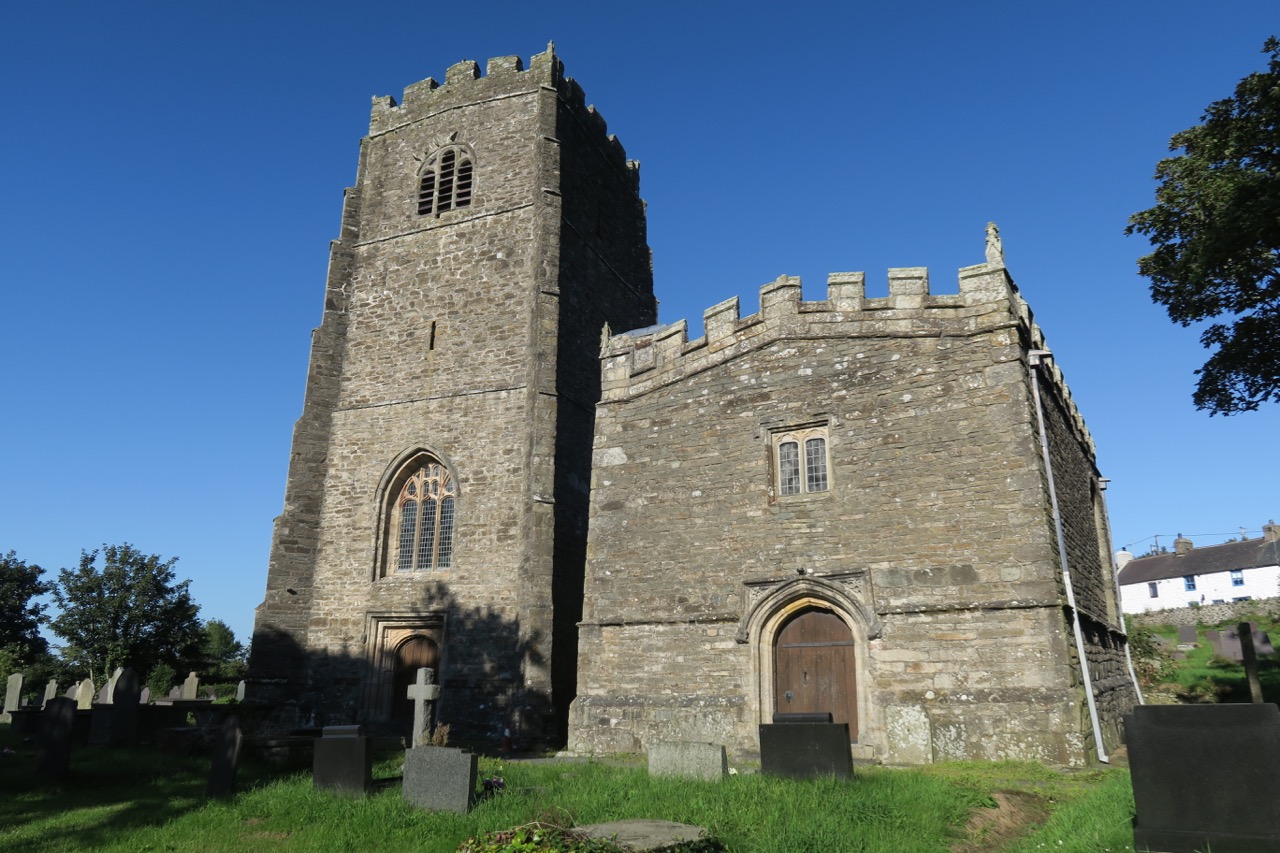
(1028, 349, 1108, 764)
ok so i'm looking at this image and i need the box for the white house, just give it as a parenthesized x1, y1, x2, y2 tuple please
(1117, 521, 1280, 615)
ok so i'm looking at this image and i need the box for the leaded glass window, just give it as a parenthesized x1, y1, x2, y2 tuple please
(394, 461, 457, 571)
(773, 426, 830, 497)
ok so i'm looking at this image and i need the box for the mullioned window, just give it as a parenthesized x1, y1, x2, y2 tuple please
(417, 146, 474, 216)
(393, 460, 457, 571)
(773, 426, 830, 496)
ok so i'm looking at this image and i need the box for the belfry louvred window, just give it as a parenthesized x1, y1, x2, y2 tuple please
(418, 147, 474, 216)
(394, 461, 456, 571)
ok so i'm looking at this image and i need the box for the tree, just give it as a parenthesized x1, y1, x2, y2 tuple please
(50, 544, 203, 682)
(1127, 37, 1280, 414)
(201, 618, 247, 682)
(0, 551, 52, 674)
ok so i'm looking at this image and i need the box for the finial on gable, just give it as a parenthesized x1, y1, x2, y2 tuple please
(985, 222, 1004, 266)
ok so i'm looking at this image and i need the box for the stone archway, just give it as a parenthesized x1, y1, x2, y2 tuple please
(773, 606, 859, 737)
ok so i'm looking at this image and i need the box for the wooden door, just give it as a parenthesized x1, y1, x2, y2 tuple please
(391, 636, 439, 726)
(774, 608, 858, 738)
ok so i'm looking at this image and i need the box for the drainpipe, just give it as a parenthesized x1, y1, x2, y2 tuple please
(1096, 478, 1145, 705)
(1028, 349, 1108, 764)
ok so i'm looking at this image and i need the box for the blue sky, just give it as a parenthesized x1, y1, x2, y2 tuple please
(2, 2, 1278, 646)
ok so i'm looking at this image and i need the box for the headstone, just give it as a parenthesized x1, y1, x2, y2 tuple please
(207, 715, 242, 797)
(181, 672, 199, 700)
(406, 667, 441, 747)
(168, 686, 182, 699)
(88, 705, 112, 745)
(139, 686, 150, 704)
(1126, 704, 1280, 852)
(403, 746, 477, 813)
(37, 697, 76, 779)
(42, 679, 58, 708)
(110, 668, 141, 747)
(759, 715, 853, 780)
(105, 667, 123, 703)
(648, 741, 727, 781)
(235, 681, 246, 702)
(1177, 626, 1197, 644)
(96, 683, 111, 704)
(2, 672, 22, 724)
(75, 678, 95, 710)
(205, 688, 218, 700)
(313, 725, 373, 798)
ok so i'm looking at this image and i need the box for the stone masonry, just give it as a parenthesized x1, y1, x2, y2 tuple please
(251, 47, 1136, 763)
(568, 263, 1136, 765)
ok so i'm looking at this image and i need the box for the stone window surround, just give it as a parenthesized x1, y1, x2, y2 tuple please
(372, 446, 462, 580)
(769, 422, 831, 499)
(416, 139, 475, 218)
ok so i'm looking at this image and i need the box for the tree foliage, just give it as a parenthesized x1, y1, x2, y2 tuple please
(0, 550, 52, 674)
(1127, 37, 1280, 414)
(50, 544, 203, 682)
(201, 618, 247, 682)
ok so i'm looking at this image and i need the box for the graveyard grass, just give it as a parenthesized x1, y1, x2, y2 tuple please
(1138, 615, 1280, 704)
(0, 729, 1135, 853)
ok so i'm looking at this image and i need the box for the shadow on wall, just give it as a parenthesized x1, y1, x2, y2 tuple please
(247, 580, 554, 747)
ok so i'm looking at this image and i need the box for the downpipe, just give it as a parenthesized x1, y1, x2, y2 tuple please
(1028, 349, 1108, 764)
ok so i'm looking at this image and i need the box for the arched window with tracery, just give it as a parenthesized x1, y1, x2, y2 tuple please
(392, 459, 457, 571)
(417, 146, 474, 216)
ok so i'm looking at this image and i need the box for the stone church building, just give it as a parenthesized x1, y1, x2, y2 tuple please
(248, 46, 1138, 766)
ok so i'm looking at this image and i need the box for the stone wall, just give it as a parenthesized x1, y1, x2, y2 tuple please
(569, 261, 1131, 765)
(1129, 597, 1280, 629)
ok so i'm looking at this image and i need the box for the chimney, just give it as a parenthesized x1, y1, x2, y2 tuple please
(1174, 533, 1193, 556)
(1115, 549, 1134, 570)
(1265, 519, 1280, 543)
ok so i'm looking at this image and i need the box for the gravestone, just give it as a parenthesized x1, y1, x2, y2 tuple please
(2, 672, 22, 724)
(42, 679, 58, 707)
(1126, 704, 1280, 852)
(75, 678, 95, 710)
(1177, 625, 1197, 645)
(759, 714, 853, 780)
(96, 683, 111, 704)
(205, 688, 218, 700)
(235, 681, 246, 702)
(111, 668, 141, 747)
(313, 725, 372, 798)
(207, 715, 242, 797)
(139, 686, 150, 704)
(181, 672, 199, 700)
(168, 686, 182, 699)
(648, 741, 727, 781)
(88, 705, 113, 745)
(403, 746, 477, 813)
(37, 697, 76, 779)
(105, 667, 123, 703)
(406, 667, 441, 747)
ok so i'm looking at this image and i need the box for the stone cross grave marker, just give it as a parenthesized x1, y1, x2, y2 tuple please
(181, 672, 200, 700)
(407, 667, 441, 747)
(75, 678, 95, 710)
(2, 672, 23, 723)
(42, 679, 58, 707)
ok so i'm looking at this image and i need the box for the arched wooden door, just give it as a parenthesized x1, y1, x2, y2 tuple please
(774, 607, 858, 739)
(391, 636, 440, 728)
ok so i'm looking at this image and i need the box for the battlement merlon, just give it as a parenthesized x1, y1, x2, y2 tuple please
(366, 45, 635, 182)
(600, 259, 1096, 459)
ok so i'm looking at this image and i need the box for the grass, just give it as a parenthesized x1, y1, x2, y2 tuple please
(1140, 616, 1280, 703)
(0, 726, 1136, 853)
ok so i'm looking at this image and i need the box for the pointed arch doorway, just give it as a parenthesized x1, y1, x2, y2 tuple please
(773, 606, 858, 738)
(391, 635, 440, 730)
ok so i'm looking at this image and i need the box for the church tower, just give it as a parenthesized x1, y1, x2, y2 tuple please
(249, 46, 656, 744)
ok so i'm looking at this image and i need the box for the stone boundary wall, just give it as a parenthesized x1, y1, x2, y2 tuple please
(1128, 597, 1280, 629)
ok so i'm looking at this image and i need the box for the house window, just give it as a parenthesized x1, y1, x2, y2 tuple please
(773, 426, 829, 496)
(418, 146, 474, 216)
(1148, 582, 1158, 598)
(392, 460, 457, 571)
(1184, 575, 1196, 592)
(1231, 570, 1244, 587)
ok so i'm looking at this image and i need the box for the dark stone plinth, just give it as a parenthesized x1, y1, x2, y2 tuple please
(37, 697, 76, 779)
(88, 706, 112, 745)
(313, 735, 372, 798)
(759, 722, 853, 779)
(1126, 704, 1280, 853)
(110, 669, 140, 747)
(207, 715, 243, 798)
(403, 746, 477, 813)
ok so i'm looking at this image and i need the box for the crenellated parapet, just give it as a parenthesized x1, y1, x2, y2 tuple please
(601, 255, 1097, 458)
(367, 44, 638, 187)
